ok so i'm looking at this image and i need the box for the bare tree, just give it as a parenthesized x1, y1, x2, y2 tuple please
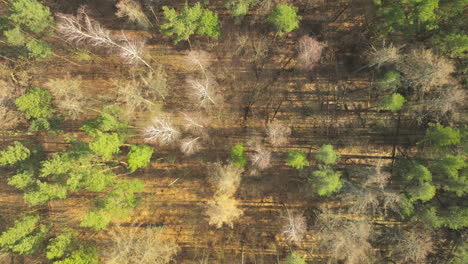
(342, 165, 400, 217)
(57, 6, 153, 70)
(205, 193, 243, 229)
(314, 210, 375, 264)
(116, 0, 151, 29)
(208, 163, 244, 196)
(367, 43, 400, 69)
(390, 229, 434, 263)
(281, 210, 307, 244)
(180, 137, 201, 155)
(105, 225, 179, 264)
(363, 164, 390, 189)
(140, 65, 168, 100)
(0, 80, 24, 129)
(184, 50, 213, 73)
(143, 116, 180, 145)
(297, 35, 324, 72)
(181, 112, 209, 137)
(186, 75, 223, 108)
(397, 48, 455, 92)
(249, 143, 272, 170)
(45, 74, 89, 120)
(114, 77, 161, 117)
(266, 121, 291, 147)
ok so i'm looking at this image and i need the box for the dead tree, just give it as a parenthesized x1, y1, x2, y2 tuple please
(180, 137, 201, 155)
(115, 0, 151, 29)
(296, 35, 324, 72)
(281, 210, 307, 244)
(266, 121, 291, 147)
(186, 75, 223, 108)
(105, 224, 179, 264)
(143, 116, 180, 145)
(57, 6, 153, 70)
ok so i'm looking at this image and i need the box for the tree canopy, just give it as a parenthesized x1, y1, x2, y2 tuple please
(161, 2, 220, 43)
(266, 4, 301, 35)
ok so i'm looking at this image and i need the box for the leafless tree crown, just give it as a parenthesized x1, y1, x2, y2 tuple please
(314, 210, 375, 264)
(116, 0, 151, 29)
(297, 35, 324, 71)
(180, 137, 201, 155)
(186, 75, 223, 108)
(45, 74, 87, 120)
(267, 121, 292, 146)
(391, 229, 434, 263)
(105, 225, 179, 264)
(367, 44, 400, 68)
(208, 162, 244, 196)
(281, 211, 307, 244)
(205, 193, 243, 229)
(249, 143, 272, 170)
(184, 50, 213, 72)
(143, 116, 180, 145)
(57, 6, 153, 69)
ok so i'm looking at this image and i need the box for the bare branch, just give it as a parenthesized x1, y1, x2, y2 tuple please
(266, 121, 291, 147)
(208, 162, 244, 197)
(105, 224, 179, 264)
(143, 116, 180, 145)
(186, 75, 223, 108)
(297, 35, 324, 72)
(206, 193, 243, 229)
(249, 143, 272, 170)
(116, 0, 151, 29)
(281, 211, 307, 244)
(56, 6, 153, 70)
(180, 137, 201, 156)
(184, 50, 213, 72)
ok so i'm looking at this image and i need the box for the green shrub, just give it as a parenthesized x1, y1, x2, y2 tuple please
(53, 246, 99, 264)
(0, 214, 48, 255)
(444, 206, 468, 230)
(230, 144, 247, 168)
(161, 2, 220, 43)
(379, 93, 406, 112)
(4, 26, 25, 46)
(8, 169, 35, 189)
(28, 118, 51, 132)
(433, 33, 468, 58)
(23, 181, 68, 206)
(310, 169, 343, 196)
(287, 150, 309, 169)
(408, 182, 436, 202)
(0, 141, 30, 166)
(46, 228, 75, 260)
(422, 123, 460, 147)
(127, 145, 154, 172)
(7, 0, 53, 33)
(315, 144, 340, 165)
(15, 87, 54, 119)
(88, 132, 123, 161)
(26, 39, 52, 59)
(378, 71, 401, 90)
(284, 252, 307, 264)
(80, 211, 112, 231)
(81, 107, 128, 137)
(81, 180, 144, 231)
(266, 4, 301, 35)
(225, 0, 256, 23)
